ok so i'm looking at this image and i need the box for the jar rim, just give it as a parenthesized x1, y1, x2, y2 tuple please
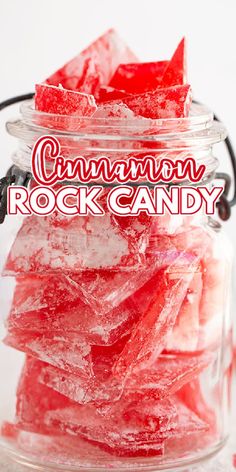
(6, 100, 227, 150)
(21, 100, 213, 128)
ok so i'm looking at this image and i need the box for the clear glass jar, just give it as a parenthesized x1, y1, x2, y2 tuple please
(0, 101, 233, 471)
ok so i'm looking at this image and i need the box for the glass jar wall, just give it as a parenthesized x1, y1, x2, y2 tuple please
(0, 101, 233, 471)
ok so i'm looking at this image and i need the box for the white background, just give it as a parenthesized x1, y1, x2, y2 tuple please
(0, 1, 235, 276)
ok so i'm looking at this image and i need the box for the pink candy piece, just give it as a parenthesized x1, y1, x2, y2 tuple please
(93, 102, 136, 119)
(110, 84, 192, 119)
(6, 275, 80, 331)
(97, 86, 129, 103)
(109, 61, 168, 94)
(3, 214, 143, 274)
(16, 356, 71, 434)
(177, 378, 217, 430)
(4, 328, 92, 376)
(160, 38, 186, 87)
(166, 272, 203, 352)
(45, 395, 207, 458)
(5, 272, 141, 346)
(35, 84, 97, 116)
(39, 351, 212, 405)
(112, 257, 199, 377)
(45, 29, 138, 96)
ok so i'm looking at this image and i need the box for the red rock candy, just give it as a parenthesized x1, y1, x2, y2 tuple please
(110, 85, 192, 119)
(3, 213, 143, 274)
(39, 351, 212, 405)
(109, 61, 168, 94)
(97, 86, 129, 103)
(160, 38, 186, 87)
(45, 29, 138, 95)
(35, 83, 97, 116)
(112, 257, 199, 377)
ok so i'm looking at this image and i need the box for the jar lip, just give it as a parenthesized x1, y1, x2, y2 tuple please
(6, 99, 227, 147)
(20, 100, 215, 134)
(21, 99, 213, 128)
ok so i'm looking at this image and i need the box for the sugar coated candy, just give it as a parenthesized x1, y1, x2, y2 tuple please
(1, 29, 229, 468)
(109, 84, 192, 119)
(35, 84, 97, 116)
(45, 29, 138, 95)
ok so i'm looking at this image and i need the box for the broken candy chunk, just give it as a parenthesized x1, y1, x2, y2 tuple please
(34, 83, 97, 131)
(6, 273, 141, 346)
(35, 84, 97, 116)
(4, 328, 92, 376)
(69, 255, 164, 316)
(45, 29, 138, 95)
(93, 102, 135, 119)
(169, 379, 218, 454)
(160, 38, 186, 87)
(16, 356, 71, 434)
(112, 256, 199, 377)
(111, 85, 192, 119)
(109, 61, 168, 94)
(45, 396, 207, 458)
(177, 378, 217, 430)
(97, 86, 129, 103)
(44, 397, 166, 457)
(164, 398, 209, 458)
(40, 350, 212, 405)
(3, 213, 143, 274)
(6, 275, 81, 331)
(124, 351, 213, 402)
(38, 337, 130, 405)
(166, 272, 203, 352)
(7, 260, 173, 347)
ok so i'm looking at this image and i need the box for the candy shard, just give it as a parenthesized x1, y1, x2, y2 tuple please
(166, 272, 203, 352)
(110, 85, 192, 119)
(109, 61, 168, 94)
(38, 336, 212, 407)
(93, 102, 135, 119)
(4, 328, 92, 376)
(3, 213, 142, 274)
(97, 86, 129, 103)
(112, 255, 199, 377)
(6, 273, 140, 346)
(161, 38, 186, 87)
(45, 396, 207, 457)
(16, 356, 71, 434)
(35, 84, 97, 116)
(177, 378, 217, 429)
(45, 29, 138, 95)
(125, 352, 213, 401)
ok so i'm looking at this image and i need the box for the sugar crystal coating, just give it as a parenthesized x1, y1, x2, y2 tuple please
(107, 84, 191, 119)
(1, 30, 227, 466)
(45, 29, 138, 96)
(35, 84, 97, 116)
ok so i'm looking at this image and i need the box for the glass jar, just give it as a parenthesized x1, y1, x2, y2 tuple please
(0, 100, 233, 471)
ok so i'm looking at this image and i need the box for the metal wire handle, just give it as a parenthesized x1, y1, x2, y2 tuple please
(0, 93, 236, 223)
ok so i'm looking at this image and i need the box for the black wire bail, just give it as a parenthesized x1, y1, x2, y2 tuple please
(0, 93, 236, 224)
